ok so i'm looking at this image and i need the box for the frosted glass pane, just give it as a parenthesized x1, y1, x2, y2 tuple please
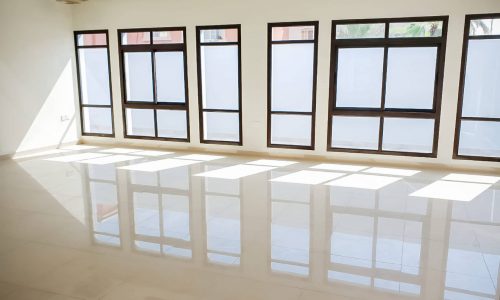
(155, 52, 185, 103)
(271, 44, 314, 112)
(336, 24, 385, 39)
(126, 108, 155, 137)
(271, 114, 311, 146)
(382, 118, 434, 153)
(204, 112, 239, 142)
(78, 48, 110, 105)
(82, 107, 112, 134)
(331, 116, 379, 150)
(201, 45, 239, 110)
(462, 39, 500, 118)
(458, 121, 500, 158)
(124, 52, 153, 102)
(336, 48, 384, 108)
(157, 110, 187, 139)
(385, 47, 437, 109)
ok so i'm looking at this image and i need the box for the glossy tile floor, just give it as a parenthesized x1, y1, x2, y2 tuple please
(0, 145, 499, 300)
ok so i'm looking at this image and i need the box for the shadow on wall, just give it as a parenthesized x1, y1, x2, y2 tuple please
(0, 0, 78, 156)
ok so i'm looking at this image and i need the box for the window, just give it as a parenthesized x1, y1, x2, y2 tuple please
(267, 22, 319, 149)
(196, 25, 242, 145)
(454, 14, 500, 161)
(74, 30, 114, 136)
(118, 27, 189, 141)
(328, 17, 448, 157)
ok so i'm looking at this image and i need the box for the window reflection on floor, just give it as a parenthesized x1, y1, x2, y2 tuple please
(84, 164, 121, 247)
(445, 188, 500, 300)
(270, 170, 310, 277)
(129, 166, 192, 259)
(203, 164, 241, 266)
(327, 178, 429, 296)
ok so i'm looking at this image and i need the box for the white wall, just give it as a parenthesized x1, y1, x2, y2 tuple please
(0, 0, 78, 156)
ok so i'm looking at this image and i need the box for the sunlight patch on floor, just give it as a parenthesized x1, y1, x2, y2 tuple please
(271, 170, 345, 185)
(326, 174, 401, 190)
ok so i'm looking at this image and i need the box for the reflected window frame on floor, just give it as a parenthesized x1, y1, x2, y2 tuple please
(201, 163, 243, 267)
(82, 164, 122, 248)
(446, 196, 500, 299)
(326, 185, 430, 295)
(127, 166, 194, 259)
(268, 170, 312, 277)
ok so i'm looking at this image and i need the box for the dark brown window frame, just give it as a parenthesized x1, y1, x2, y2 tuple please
(453, 13, 500, 162)
(117, 27, 190, 142)
(267, 21, 319, 150)
(195, 24, 243, 146)
(327, 16, 449, 157)
(74, 29, 115, 137)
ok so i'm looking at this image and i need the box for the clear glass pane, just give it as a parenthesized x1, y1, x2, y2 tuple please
(389, 21, 443, 38)
(203, 112, 240, 142)
(470, 18, 500, 36)
(385, 47, 437, 109)
(331, 116, 379, 150)
(382, 118, 434, 153)
(152, 30, 184, 44)
(124, 52, 154, 102)
(271, 43, 314, 112)
(155, 51, 185, 103)
(78, 48, 110, 105)
(458, 121, 500, 158)
(201, 45, 239, 110)
(336, 48, 384, 108)
(126, 108, 155, 137)
(336, 23, 385, 39)
(82, 107, 112, 134)
(77, 33, 107, 46)
(271, 114, 311, 146)
(201, 28, 238, 43)
(157, 109, 187, 139)
(121, 32, 150, 45)
(462, 39, 500, 118)
(272, 26, 315, 41)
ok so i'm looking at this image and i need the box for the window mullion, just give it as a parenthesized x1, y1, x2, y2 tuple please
(378, 46, 389, 151)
